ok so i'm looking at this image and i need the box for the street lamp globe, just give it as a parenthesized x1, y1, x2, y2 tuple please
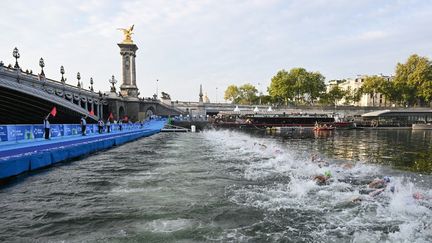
(13, 47, 20, 69)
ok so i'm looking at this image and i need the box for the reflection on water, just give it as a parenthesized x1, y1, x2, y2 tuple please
(0, 129, 431, 242)
(264, 129, 432, 174)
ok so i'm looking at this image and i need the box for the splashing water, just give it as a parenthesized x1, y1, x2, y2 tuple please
(1, 130, 432, 242)
(203, 129, 432, 242)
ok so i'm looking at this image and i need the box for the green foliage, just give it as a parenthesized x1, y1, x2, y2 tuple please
(238, 83, 258, 105)
(394, 54, 432, 106)
(223, 83, 258, 104)
(224, 85, 240, 103)
(268, 68, 326, 105)
(343, 87, 361, 105)
(321, 85, 346, 105)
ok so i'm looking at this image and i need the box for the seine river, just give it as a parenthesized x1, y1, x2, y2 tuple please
(1, 129, 432, 242)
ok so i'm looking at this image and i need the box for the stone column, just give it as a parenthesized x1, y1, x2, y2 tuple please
(131, 54, 136, 86)
(118, 43, 139, 98)
(100, 104, 103, 119)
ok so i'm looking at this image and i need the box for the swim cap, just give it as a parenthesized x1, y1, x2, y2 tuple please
(383, 176, 390, 183)
(324, 171, 332, 177)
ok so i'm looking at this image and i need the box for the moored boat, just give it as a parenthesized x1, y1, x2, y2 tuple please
(212, 111, 354, 130)
(412, 123, 432, 130)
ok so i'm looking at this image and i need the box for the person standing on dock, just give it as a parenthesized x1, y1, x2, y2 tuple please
(106, 119, 111, 133)
(80, 116, 87, 136)
(119, 119, 123, 131)
(43, 116, 50, 140)
(97, 119, 104, 134)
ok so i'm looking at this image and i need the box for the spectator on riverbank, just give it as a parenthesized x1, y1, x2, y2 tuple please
(43, 116, 50, 140)
(80, 116, 87, 136)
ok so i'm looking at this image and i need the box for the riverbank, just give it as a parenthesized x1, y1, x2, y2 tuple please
(0, 120, 165, 181)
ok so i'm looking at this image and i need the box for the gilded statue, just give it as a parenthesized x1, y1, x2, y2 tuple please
(117, 24, 134, 44)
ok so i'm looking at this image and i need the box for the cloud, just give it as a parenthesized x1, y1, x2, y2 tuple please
(0, 0, 431, 101)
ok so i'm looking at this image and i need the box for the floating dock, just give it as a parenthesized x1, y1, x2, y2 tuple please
(0, 120, 165, 180)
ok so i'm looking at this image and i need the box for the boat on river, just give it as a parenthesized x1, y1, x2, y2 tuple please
(412, 123, 432, 130)
(212, 111, 354, 130)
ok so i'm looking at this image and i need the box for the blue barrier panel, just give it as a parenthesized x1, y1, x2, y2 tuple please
(33, 125, 44, 139)
(0, 126, 8, 141)
(50, 148, 69, 164)
(8, 126, 26, 141)
(30, 151, 52, 170)
(63, 124, 73, 136)
(0, 156, 31, 178)
(50, 125, 63, 138)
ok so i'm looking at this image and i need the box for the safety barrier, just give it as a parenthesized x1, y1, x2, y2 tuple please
(0, 123, 145, 143)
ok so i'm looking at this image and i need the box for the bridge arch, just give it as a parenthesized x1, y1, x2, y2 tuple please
(119, 106, 125, 119)
(145, 107, 155, 119)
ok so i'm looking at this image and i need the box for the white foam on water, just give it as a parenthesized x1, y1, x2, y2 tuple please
(203, 129, 432, 242)
(140, 218, 196, 233)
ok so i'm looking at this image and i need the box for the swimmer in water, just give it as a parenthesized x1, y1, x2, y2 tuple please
(311, 154, 329, 168)
(254, 142, 267, 149)
(341, 163, 354, 170)
(313, 171, 332, 185)
(368, 176, 390, 189)
(368, 176, 391, 197)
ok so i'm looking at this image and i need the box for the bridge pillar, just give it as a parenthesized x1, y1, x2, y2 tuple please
(118, 43, 139, 98)
(100, 104, 103, 119)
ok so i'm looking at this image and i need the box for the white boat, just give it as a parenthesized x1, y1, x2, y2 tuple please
(412, 123, 432, 130)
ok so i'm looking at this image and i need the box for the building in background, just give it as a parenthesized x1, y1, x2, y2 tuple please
(328, 74, 393, 107)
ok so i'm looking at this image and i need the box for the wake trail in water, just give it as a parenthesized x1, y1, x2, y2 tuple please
(203, 129, 432, 242)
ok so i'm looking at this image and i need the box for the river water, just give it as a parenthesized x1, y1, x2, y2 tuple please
(1, 129, 432, 242)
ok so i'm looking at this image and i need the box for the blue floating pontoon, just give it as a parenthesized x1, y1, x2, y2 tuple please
(0, 120, 165, 180)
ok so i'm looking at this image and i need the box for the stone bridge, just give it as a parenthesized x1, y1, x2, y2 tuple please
(0, 62, 182, 124)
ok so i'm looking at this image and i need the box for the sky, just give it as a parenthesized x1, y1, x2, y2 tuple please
(1, 0, 432, 102)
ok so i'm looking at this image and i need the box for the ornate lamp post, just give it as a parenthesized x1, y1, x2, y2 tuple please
(77, 72, 81, 88)
(60, 65, 66, 83)
(90, 77, 94, 91)
(39, 58, 45, 76)
(109, 75, 117, 92)
(13, 47, 20, 69)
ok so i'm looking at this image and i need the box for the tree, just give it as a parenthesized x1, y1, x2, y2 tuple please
(238, 83, 258, 105)
(224, 85, 240, 103)
(343, 87, 362, 105)
(324, 85, 346, 106)
(268, 70, 294, 105)
(268, 68, 326, 105)
(305, 71, 326, 104)
(394, 54, 432, 106)
(359, 75, 388, 106)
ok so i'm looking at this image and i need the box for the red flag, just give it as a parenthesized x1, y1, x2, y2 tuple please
(50, 106, 57, 117)
(108, 112, 113, 119)
(89, 109, 95, 116)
